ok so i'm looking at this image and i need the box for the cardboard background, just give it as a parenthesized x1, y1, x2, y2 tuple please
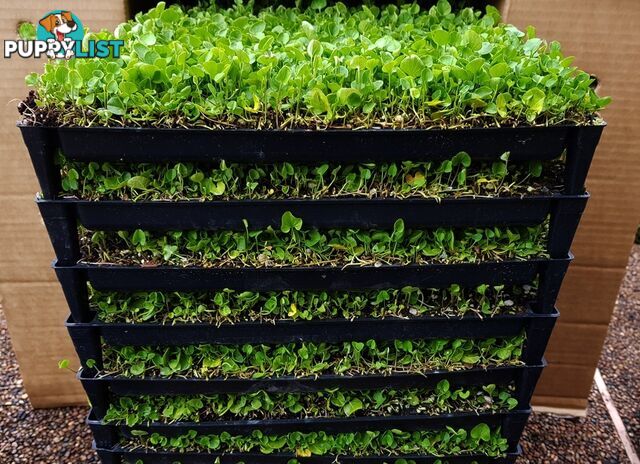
(0, 0, 638, 412)
(0, 1, 127, 408)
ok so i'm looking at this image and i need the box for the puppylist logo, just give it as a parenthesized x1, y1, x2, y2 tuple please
(4, 10, 123, 59)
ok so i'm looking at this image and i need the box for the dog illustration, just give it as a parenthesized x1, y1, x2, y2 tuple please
(39, 11, 78, 58)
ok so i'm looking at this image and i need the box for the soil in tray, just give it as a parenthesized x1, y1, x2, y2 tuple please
(80, 219, 548, 268)
(104, 382, 518, 426)
(57, 153, 564, 202)
(100, 335, 525, 379)
(120, 425, 509, 459)
(91, 284, 534, 324)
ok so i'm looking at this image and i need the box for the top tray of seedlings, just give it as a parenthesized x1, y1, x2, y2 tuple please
(19, 1, 607, 191)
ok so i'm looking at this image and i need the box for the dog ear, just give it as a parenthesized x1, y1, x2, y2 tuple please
(61, 11, 73, 22)
(39, 14, 56, 33)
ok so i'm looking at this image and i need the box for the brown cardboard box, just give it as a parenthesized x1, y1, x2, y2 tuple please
(501, 0, 640, 413)
(0, 1, 127, 408)
(532, 363, 596, 414)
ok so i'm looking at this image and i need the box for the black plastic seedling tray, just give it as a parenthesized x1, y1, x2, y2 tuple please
(54, 257, 570, 322)
(19, 122, 605, 464)
(37, 194, 588, 265)
(38, 195, 587, 231)
(88, 409, 529, 450)
(20, 124, 604, 197)
(66, 309, 557, 367)
(67, 309, 555, 417)
(79, 363, 545, 419)
(80, 363, 544, 396)
(94, 444, 522, 464)
(68, 309, 557, 348)
(90, 410, 530, 438)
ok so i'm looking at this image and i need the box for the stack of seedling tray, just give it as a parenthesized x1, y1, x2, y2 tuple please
(20, 121, 603, 464)
(17, 0, 611, 462)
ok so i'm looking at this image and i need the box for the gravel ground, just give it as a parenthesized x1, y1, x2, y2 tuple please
(0, 248, 639, 463)
(520, 387, 631, 463)
(0, 312, 98, 464)
(516, 246, 640, 463)
(600, 247, 640, 452)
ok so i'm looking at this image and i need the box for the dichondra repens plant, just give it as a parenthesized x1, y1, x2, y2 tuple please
(126, 425, 509, 457)
(59, 152, 562, 201)
(23, 0, 609, 128)
(105, 382, 518, 425)
(91, 283, 535, 324)
(30, 3, 568, 459)
(82, 213, 548, 267)
(102, 335, 524, 378)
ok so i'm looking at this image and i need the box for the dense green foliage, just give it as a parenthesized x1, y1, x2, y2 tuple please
(133, 458, 464, 464)
(105, 382, 517, 425)
(102, 336, 524, 378)
(92, 283, 534, 324)
(127, 425, 509, 456)
(25, 1, 608, 128)
(82, 214, 548, 267)
(59, 152, 560, 201)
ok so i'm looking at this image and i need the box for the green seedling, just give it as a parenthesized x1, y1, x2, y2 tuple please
(91, 283, 536, 324)
(17, 22, 36, 40)
(57, 153, 558, 202)
(58, 359, 71, 370)
(125, 425, 509, 457)
(102, 335, 525, 379)
(81, 214, 548, 267)
(25, 1, 609, 128)
(105, 382, 518, 426)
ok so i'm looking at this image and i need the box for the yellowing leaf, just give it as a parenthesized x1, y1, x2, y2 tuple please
(288, 303, 298, 317)
(243, 95, 261, 113)
(522, 88, 546, 114)
(308, 88, 332, 116)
